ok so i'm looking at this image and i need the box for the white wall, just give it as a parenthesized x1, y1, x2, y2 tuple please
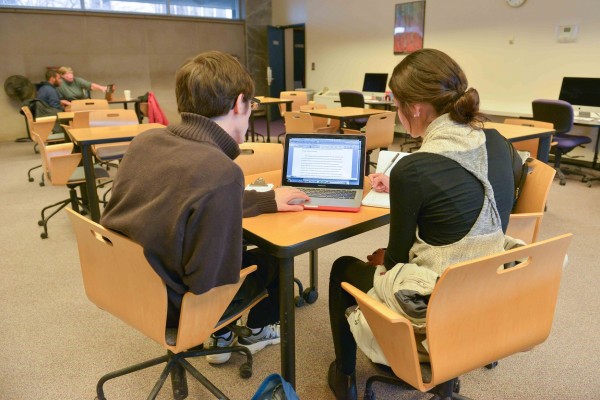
(273, 0, 600, 161)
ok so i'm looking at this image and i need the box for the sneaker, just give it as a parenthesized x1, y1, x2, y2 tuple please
(238, 323, 281, 354)
(206, 331, 236, 365)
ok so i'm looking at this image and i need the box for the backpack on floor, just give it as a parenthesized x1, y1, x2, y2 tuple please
(251, 373, 300, 400)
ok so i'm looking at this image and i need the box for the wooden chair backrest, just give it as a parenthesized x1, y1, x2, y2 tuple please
(236, 142, 284, 178)
(66, 208, 256, 354)
(510, 158, 556, 242)
(513, 158, 556, 214)
(343, 233, 572, 392)
(284, 111, 315, 134)
(88, 109, 139, 127)
(279, 91, 308, 116)
(21, 105, 34, 125)
(506, 212, 543, 244)
(364, 112, 396, 150)
(503, 118, 554, 155)
(69, 99, 110, 111)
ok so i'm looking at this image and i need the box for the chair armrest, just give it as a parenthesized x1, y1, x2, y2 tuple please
(31, 120, 56, 142)
(48, 153, 82, 185)
(46, 143, 75, 157)
(35, 115, 57, 123)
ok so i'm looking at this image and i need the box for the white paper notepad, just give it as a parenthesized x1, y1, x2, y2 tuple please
(361, 150, 410, 208)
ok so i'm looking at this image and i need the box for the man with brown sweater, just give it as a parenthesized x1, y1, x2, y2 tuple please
(101, 51, 309, 364)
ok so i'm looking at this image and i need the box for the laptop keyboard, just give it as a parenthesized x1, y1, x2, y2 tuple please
(298, 188, 357, 199)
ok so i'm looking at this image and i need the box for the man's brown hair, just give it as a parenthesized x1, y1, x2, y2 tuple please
(176, 51, 254, 118)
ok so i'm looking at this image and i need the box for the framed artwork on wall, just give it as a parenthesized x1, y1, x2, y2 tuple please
(394, 1, 426, 54)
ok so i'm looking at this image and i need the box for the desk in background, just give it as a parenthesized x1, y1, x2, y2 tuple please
(485, 121, 555, 163)
(66, 123, 165, 222)
(242, 170, 390, 388)
(250, 97, 293, 142)
(303, 107, 388, 133)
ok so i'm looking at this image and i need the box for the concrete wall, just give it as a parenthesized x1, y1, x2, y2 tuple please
(0, 10, 247, 141)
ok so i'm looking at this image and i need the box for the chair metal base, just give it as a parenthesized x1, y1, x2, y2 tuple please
(364, 375, 471, 400)
(96, 346, 253, 400)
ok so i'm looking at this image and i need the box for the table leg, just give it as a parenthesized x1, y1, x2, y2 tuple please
(279, 256, 296, 387)
(536, 134, 552, 164)
(593, 127, 600, 170)
(81, 145, 101, 222)
(266, 107, 272, 143)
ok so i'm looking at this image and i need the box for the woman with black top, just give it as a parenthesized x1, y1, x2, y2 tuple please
(327, 49, 516, 400)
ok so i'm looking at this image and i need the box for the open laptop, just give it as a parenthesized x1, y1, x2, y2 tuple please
(282, 133, 367, 212)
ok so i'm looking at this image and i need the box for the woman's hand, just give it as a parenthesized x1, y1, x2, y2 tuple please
(367, 248, 386, 266)
(368, 173, 390, 193)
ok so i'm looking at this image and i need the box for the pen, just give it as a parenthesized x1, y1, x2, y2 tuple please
(381, 153, 400, 175)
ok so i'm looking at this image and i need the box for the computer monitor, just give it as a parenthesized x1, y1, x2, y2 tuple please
(558, 77, 600, 117)
(362, 73, 388, 95)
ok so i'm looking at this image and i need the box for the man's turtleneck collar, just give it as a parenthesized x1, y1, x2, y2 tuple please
(167, 112, 241, 160)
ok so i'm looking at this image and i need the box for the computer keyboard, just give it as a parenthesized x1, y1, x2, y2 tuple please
(299, 188, 357, 199)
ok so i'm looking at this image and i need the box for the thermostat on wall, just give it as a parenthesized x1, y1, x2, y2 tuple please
(557, 25, 578, 43)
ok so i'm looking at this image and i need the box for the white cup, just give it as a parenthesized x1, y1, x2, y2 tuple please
(124, 90, 131, 100)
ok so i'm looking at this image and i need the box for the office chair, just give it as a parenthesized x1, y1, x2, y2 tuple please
(342, 112, 396, 173)
(66, 208, 267, 400)
(339, 90, 367, 130)
(532, 99, 591, 185)
(506, 158, 556, 244)
(343, 233, 572, 400)
(31, 131, 109, 239)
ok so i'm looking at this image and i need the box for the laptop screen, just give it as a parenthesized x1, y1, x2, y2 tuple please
(282, 134, 366, 189)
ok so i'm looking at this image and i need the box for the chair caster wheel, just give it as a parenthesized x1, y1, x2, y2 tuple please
(40, 233, 48, 239)
(559, 180, 566, 186)
(39, 182, 45, 187)
(28, 177, 34, 182)
(239, 362, 252, 379)
(454, 378, 461, 393)
(302, 288, 318, 304)
(364, 388, 376, 400)
(294, 296, 305, 307)
(485, 361, 498, 369)
(38, 220, 44, 226)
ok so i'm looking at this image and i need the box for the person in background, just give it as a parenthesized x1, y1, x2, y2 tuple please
(101, 51, 309, 366)
(56, 66, 110, 106)
(36, 69, 67, 112)
(326, 48, 516, 400)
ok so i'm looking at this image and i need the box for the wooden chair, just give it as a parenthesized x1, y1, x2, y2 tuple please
(343, 112, 396, 172)
(87, 109, 139, 162)
(278, 90, 308, 117)
(281, 110, 339, 139)
(31, 131, 109, 239)
(235, 142, 283, 178)
(503, 118, 554, 157)
(342, 233, 572, 400)
(68, 98, 109, 111)
(66, 208, 267, 400)
(21, 105, 63, 184)
(300, 103, 340, 132)
(506, 158, 556, 243)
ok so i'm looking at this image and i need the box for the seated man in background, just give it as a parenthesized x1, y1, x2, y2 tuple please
(101, 51, 309, 365)
(36, 69, 67, 113)
(56, 66, 110, 106)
